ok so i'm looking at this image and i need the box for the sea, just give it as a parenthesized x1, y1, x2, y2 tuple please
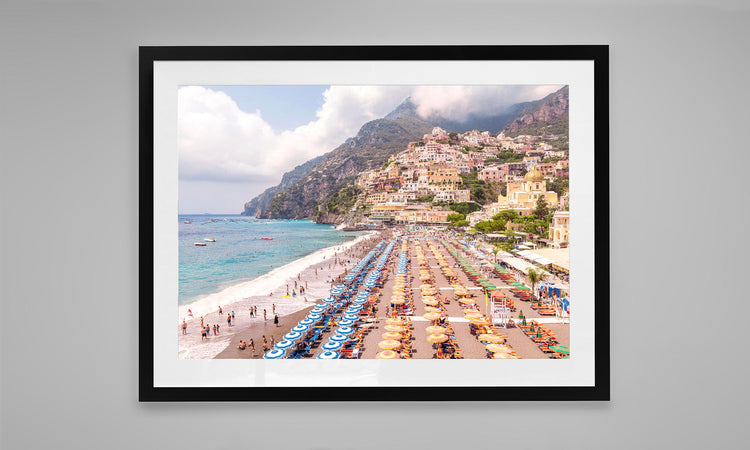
(178, 215, 364, 306)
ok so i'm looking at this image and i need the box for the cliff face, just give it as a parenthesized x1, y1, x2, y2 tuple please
(242, 155, 324, 216)
(503, 86, 569, 137)
(258, 115, 434, 220)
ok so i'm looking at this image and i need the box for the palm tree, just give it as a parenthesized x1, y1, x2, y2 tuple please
(527, 268, 547, 299)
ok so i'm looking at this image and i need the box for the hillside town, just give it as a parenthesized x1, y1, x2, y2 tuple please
(348, 126, 570, 249)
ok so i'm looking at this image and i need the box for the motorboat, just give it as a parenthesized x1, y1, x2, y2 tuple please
(260, 237, 273, 240)
(204, 238, 216, 242)
(194, 242, 207, 246)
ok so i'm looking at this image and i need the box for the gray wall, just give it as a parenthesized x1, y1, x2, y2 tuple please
(1, 1, 748, 449)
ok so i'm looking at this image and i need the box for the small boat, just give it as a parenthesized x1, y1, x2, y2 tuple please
(260, 237, 273, 240)
(204, 238, 216, 242)
(194, 242, 207, 246)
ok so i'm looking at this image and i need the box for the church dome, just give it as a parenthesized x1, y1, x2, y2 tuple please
(524, 166, 545, 182)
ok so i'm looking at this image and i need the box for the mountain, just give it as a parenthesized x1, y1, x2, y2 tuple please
(242, 91, 567, 221)
(242, 155, 325, 217)
(503, 86, 569, 137)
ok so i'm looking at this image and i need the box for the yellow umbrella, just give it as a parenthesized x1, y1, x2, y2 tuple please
(486, 344, 513, 353)
(458, 297, 476, 305)
(423, 312, 441, 321)
(386, 318, 404, 326)
(426, 325, 447, 334)
(421, 298, 439, 306)
(492, 353, 517, 359)
(427, 333, 449, 343)
(382, 331, 402, 340)
(378, 340, 401, 350)
(384, 325, 406, 333)
(464, 312, 483, 319)
(424, 306, 442, 314)
(479, 334, 505, 343)
(376, 350, 400, 359)
(470, 318, 491, 326)
(390, 298, 406, 305)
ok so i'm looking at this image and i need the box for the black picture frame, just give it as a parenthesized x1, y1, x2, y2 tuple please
(139, 45, 609, 402)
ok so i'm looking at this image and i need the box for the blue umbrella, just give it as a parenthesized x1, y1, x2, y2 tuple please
(317, 351, 339, 359)
(322, 298, 336, 304)
(298, 318, 314, 326)
(330, 334, 349, 342)
(343, 314, 359, 321)
(337, 326, 354, 335)
(263, 349, 285, 359)
(306, 313, 322, 320)
(347, 305, 363, 311)
(338, 319, 355, 326)
(292, 324, 309, 333)
(283, 331, 302, 341)
(322, 341, 342, 351)
(275, 339, 294, 349)
(353, 298, 367, 304)
(311, 306, 326, 312)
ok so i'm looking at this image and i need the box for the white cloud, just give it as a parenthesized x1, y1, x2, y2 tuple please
(412, 85, 561, 121)
(178, 84, 562, 187)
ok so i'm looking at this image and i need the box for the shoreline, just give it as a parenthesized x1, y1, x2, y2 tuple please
(178, 230, 383, 359)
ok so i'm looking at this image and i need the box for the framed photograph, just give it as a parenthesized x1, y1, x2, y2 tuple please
(140, 45, 609, 401)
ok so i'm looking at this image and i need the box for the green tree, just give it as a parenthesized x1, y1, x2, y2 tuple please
(534, 195, 550, 219)
(527, 268, 547, 298)
(450, 202, 481, 215)
(446, 213, 465, 225)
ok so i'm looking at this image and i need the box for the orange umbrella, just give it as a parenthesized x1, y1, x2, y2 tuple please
(384, 325, 407, 333)
(421, 298, 439, 306)
(386, 318, 404, 326)
(423, 312, 441, 321)
(458, 297, 476, 305)
(382, 331, 402, 340)
(424, 306, 442, 314)
(464, 311, 483, 319)
(427, 333, 449, 343)
(470, 317, 491, 326)
(486, 344, 513, 353)
(390, 298, 406, 305)
(479, 334, 505, 343)
(378, 340, 401, 350)
(426, 325, 447, 334)
(376, 350, 400, 359)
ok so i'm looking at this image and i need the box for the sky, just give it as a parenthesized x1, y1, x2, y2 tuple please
(178, 85, 561, 214)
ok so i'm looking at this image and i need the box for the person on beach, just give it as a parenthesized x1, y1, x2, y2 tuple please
(272, 303, 276, 314)
(274, 314, 279, 327)
(200, 316, 204, 328)
(262, 336, 268, 353)
(201, 327, 207, 341)
(218, 306, 223, 315)
(249, 307, 254, 318)
(231, 311, 235, 321)
(227, 314, 232, 327)
(238, 340, 246, 350)
(263, 309, 267, 321)
(216, 323, 220, 334)
(286, 285, 289, 296)
(181, 320, 187, 335)
(270, 336, 275, 347)
(249, 339, 255, 357)
(212, 324, 217, 336)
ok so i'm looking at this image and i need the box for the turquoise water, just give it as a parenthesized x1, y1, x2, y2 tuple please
(178, 216, 362, 305)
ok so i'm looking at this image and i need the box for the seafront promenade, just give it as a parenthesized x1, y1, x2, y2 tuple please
(218, 230, 569, 360)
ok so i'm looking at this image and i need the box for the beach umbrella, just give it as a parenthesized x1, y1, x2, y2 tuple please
(343, 314, 359, 321)
(464, 311, 483, 319)
(386, 318, 404, 326)
(347, 305, 363, 311)
(384, 325, 407, 333)
(306, 313, 322, 320)
(486, 344, 513, 354)
(421, 298, 439, 306)
(424, 306, 442, 314)
(382, 331, 402, 340)
(283, 331, 303, 341)
(470, 317, 491, 326)
(378, 340, 401, 350)
(479, 334, 505, 343)
(427, 333, 449, 343)
(337, 319, 355, 326)
(330, 334, 349, 343)
(322, 341, 343, 351)
(274, 339, 295, 350)
(353, 298, 367, 304)
(549, 345, 569, 355)
(493, 353, 517, 359)
(337, 326, 354, 335)
(423, 312, 441, 321)
(292, 324, 309, 333)
(322, 297, 336, 304)
(317, 351, 339, 359)
(390, 298, 406, 305)
(298, 318, 314, 326)
(376, 350, 400, 359)
(263, 349, 286, 359)
(458, 298, 476, 305)
(425, 325, 447, 334)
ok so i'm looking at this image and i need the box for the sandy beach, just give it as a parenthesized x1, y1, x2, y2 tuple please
(178, 231, 384, 358)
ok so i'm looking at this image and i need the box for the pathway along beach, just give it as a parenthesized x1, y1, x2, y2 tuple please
(209, 229, 569, 360)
